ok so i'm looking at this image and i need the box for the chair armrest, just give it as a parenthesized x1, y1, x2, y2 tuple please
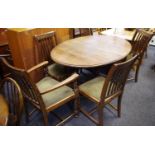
(0, 54, 11, 57)
(40, 73, 79, 95)
(27, 61, 48, 73)
(4, 49, 11, 53)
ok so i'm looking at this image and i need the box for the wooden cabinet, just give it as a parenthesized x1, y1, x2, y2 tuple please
(6, 28, 71, 81)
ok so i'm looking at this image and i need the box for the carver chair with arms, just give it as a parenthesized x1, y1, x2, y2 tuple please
(79, 54, 138, 126)
(1, 58, 79, 126)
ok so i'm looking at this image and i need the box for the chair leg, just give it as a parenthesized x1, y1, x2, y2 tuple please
(145, 51, 148, 58)
(135, 68, 140, 83)
(97, 105, 104, 126)
(117, 95, 123, 117)
(42, 111, 49, 126)
(23, 101, 30, 124)
(74, 96, 80, 117)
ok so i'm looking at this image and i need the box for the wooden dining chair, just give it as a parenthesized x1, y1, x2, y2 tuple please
(79, 54, 138, 126)
(0, 77, 24, 125)
(71, 28, 93, 38)
(34, 31, 74, 81)
(1, 58, 79, 126)
(140, 28, 155, 58)
(128, 29, 153, 82)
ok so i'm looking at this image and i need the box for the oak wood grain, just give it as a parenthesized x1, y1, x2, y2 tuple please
(51, 35, 132, 68)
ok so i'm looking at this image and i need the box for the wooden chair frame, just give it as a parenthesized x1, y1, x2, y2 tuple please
(34, 31, 57, 63)
(128, 29, 153, 82)
(71, 28, 93, 38)
(34, 31, 73, 81)
(0, 53, 12, 78)
(0, 77, 24, 125)
(1, 58, 79, 126)
(79, 55, 138, 126)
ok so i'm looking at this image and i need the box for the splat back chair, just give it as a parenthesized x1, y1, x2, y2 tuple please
(72, 28, 93, 38)
(79, 28, 93, 36)
(0, 77, 24, 125)
(140, 28, 155, 58)
(34, 31, 73, 81)
(1, 58, 79, 126)
(128, 29, 153, 82)
(79, 54, 138, 126)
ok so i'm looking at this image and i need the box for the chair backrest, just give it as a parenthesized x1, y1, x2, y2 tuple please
(0, 53, 13, 78)
(34, 31, 57, 62)
(0, 77, 23, 125)
(100, 54, 138, 102)
(79, 28, 93, 36)
(131, 29, 153, 56)
(0, 58, 46, 113)
(71, 28, 93, 38)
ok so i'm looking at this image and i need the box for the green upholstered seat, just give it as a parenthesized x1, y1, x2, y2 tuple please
(36, 76, 75, 110)
(48, 63, 69, 80)
(79, 76, 106, 103)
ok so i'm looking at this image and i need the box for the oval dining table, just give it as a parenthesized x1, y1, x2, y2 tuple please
(51, 35, 132, 68)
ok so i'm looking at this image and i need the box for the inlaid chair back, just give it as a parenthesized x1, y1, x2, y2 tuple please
(0, 58, 45, 112)
(101, 54, 138, 102)
(131, 29, 153, 56)
(34, 31, 57, 62)
(0, 77, 24, 125)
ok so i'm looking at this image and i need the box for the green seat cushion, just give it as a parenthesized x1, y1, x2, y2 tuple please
(79, 76, 105, 103)
(48, 63, 69, 80)
(36, 76, 75, 110)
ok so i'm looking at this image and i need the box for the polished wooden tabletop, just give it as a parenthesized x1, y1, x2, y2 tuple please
(51, 35, 132, 68)
(101, 28, 136, 41)
(0, 95, 8, 126)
